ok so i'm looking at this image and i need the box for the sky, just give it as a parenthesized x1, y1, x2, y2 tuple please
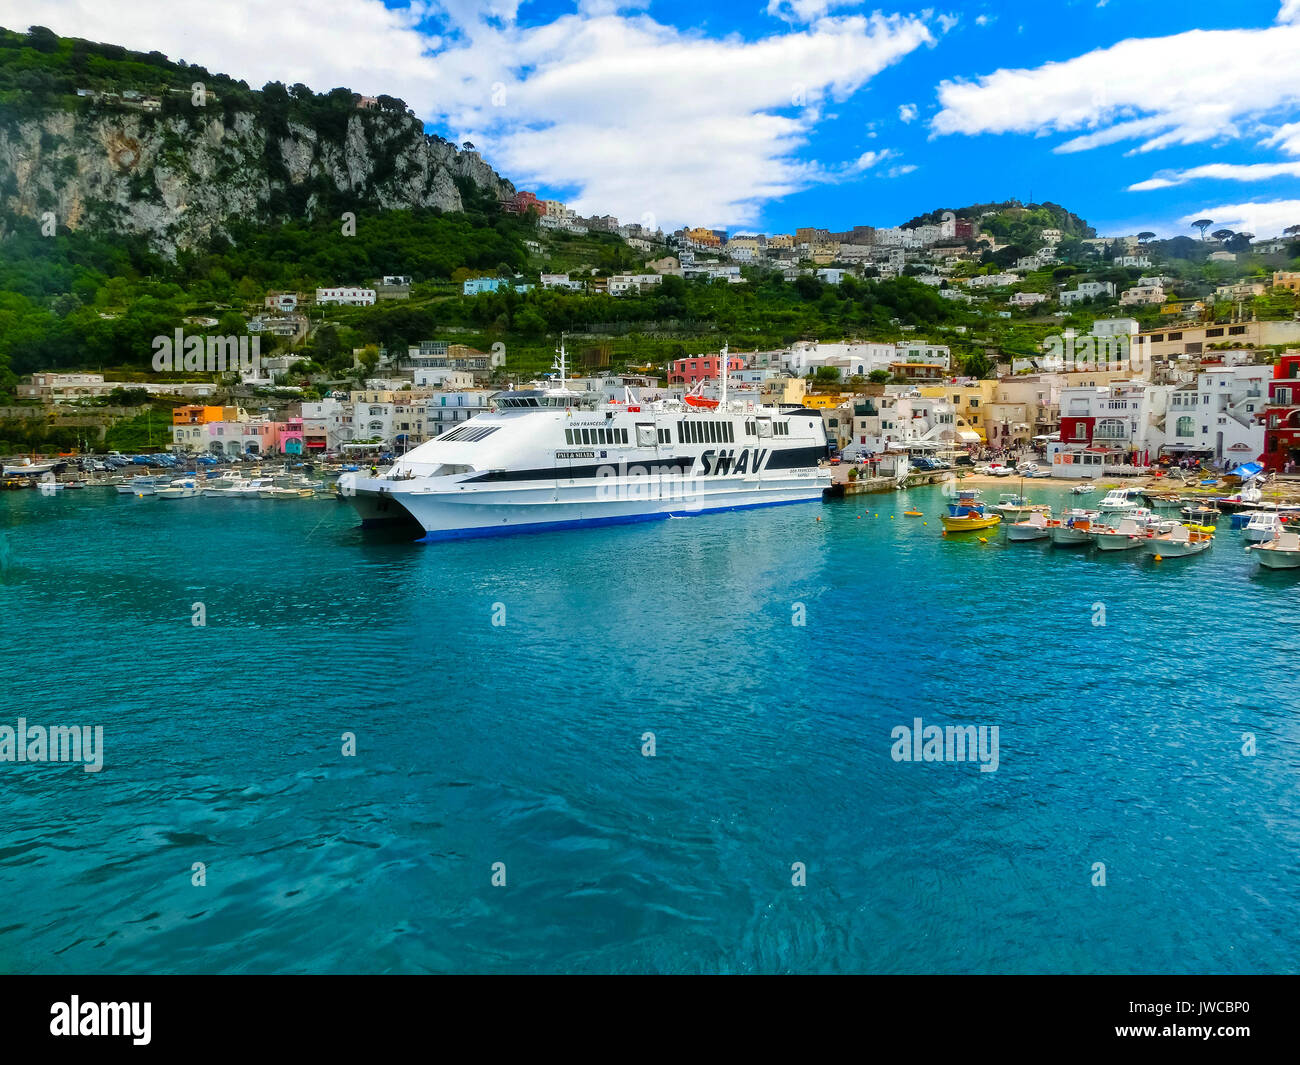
(8, 0, 1300, 240)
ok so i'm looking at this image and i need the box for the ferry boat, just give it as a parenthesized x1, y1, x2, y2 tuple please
(338, 343, 830, 541)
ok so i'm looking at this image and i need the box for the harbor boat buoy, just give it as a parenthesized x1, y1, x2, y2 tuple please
(1153, 554, 1163, 562)
(978, 536, 988, 544)
(904, 510, 923, 517)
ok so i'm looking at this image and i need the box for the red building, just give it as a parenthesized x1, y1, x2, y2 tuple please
(1260, 352, 1300, 471)
(500, 190, 539, 215)
(1058, 416, 1095, 445)
(669, 355, 745, 385)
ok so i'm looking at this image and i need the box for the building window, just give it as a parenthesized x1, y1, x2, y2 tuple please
(1176, 416, 1194, 438)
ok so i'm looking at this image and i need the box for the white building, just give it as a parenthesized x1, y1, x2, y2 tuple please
(1061, 281, 1117, 306)
(1009, 292, 1048, 306)
(1091, 317, 1140, 337)
(316, 286, 376, 306)
(608, 274, 665, 295)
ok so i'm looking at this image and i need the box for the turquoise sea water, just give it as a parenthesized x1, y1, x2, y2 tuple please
(1, 483, 1298, 974)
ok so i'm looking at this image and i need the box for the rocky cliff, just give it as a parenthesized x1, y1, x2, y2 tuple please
(0, 102, 514, 255)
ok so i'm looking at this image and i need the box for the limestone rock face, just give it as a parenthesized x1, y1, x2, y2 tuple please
(0, 104, 514, 255)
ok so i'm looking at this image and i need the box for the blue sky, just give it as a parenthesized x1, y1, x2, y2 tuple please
(11, 0, 1300, 239)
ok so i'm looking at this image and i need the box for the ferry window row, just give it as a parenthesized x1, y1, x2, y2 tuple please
(565, 427, 629, 445)
(678, 420, 735, 444)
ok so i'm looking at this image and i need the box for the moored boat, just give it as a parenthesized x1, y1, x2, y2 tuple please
(1243, 511, 1284, 544)
(1145, 523, 1213, 557)
(1092, 517, 1149, 551)
(1006, 510, 1051, 541)
(1096, 487, 1144, 513)
(1050, 508, 1100, 546)
(1248, 530, 1300, 569)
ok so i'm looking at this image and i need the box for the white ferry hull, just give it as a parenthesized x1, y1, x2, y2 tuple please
(345, 470, 827, 540)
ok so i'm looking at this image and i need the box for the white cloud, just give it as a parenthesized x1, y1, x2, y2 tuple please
(4, 1, 935, 230)
(975, 14, 991, 26)
(886, 163, 917, 177)
(1129, 161, 1300, 191)
(898, 102, 918, 123)
(1280, 0, 1300, 24)
(1178, 199, 1300, 237)
(1262, 121, 1300, 155)
(765, 0, 862, 24)
(932, 21, 1300, 155)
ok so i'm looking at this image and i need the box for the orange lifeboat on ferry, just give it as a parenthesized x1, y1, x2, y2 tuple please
(683, 393, 719, 409)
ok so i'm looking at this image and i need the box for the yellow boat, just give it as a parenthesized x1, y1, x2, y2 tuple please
(941, 510, 1003, 532)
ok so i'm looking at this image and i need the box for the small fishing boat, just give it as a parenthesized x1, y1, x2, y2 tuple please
(1092, 517, 1149, 552)
(1006, 510, 1052, 542)
(1180, 503, 1221, 523)
(1050, 509, 1100, 546)
(1146, 523, 1213, 558)
(1243, 511, 1284, 544)
(37, 480, 64, 494)
(990, 493, 1047, 518)
(1070, 483, 1096, 495)
(1248, 530, 1300, 569)
(1144, 493, 1185, 510)
(941, 490, 1002, 532)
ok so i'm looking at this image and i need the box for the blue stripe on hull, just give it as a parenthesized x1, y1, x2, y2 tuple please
(411, 494, 824, 543)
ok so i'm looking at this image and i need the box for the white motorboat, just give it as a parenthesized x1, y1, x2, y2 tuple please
(1145, 523, 1213, 557)
(205, 477, 276, 498)
(1096, 487, 1144, 512)
(1243, 511, 1285, 544)
(1092, 517, 1149, 551)
(339, 341, 830, 541)
(1070, 483, 1095, 495)
(115, 475, 164, 496)
(1050, 508, 1100, 546)
(1006, 510, 1051, 541)
(1248, 530, 1300, 569)
(156, 479, 198, 499)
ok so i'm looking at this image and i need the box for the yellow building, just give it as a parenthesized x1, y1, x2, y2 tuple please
(920, 381, 997, 441)
(761, 377, 806, 405)
(767, 234, 794, 249)
(801, 391, 852, 410)
(684, 227, 722, 248)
